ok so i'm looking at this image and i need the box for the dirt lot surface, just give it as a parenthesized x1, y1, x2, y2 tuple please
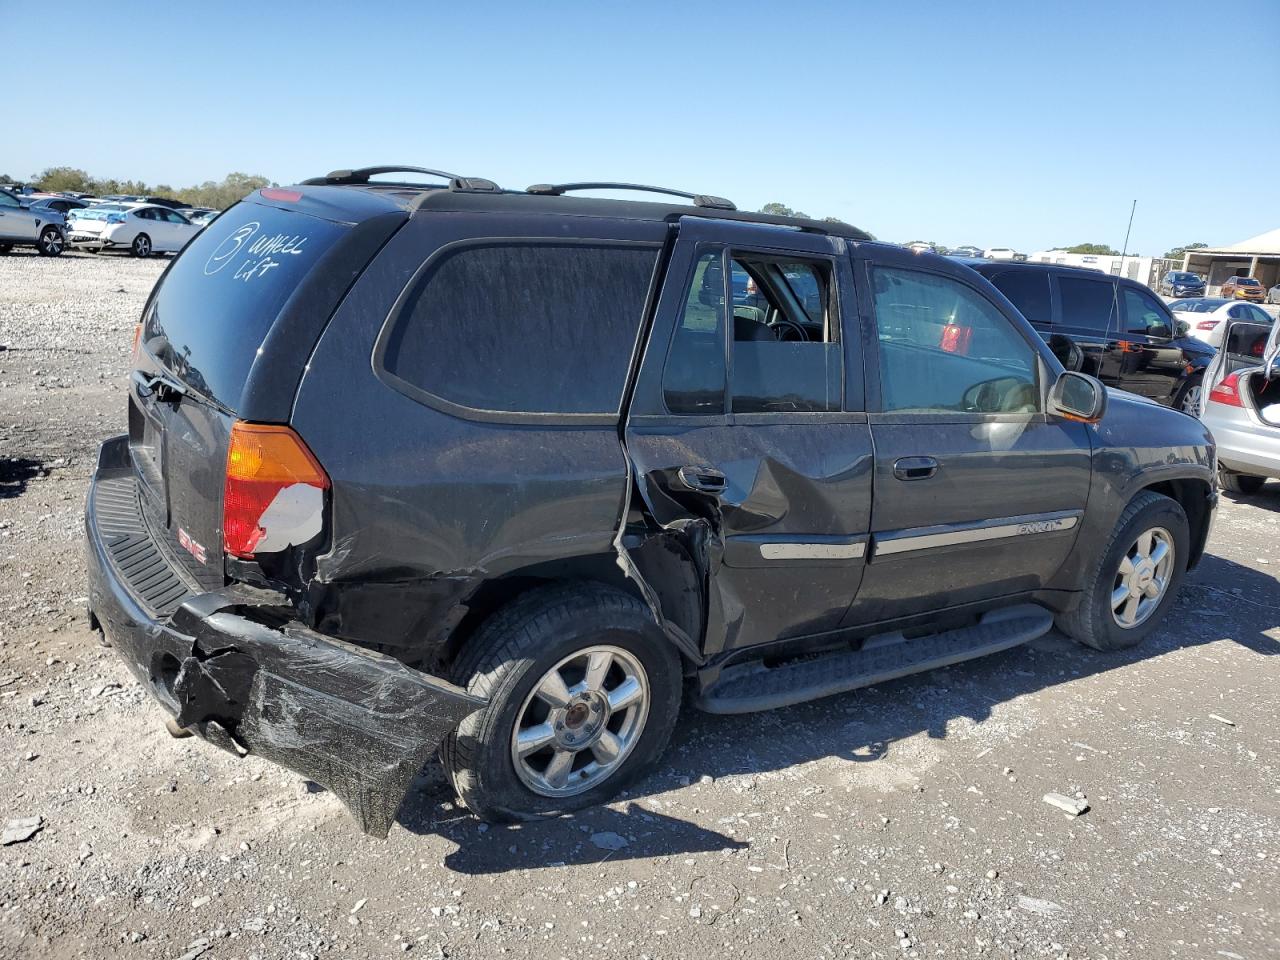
(2, 251, 1278, 960)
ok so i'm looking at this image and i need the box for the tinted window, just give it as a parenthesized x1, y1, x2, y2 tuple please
(729, 255, 840, 413)
(0, 192, 19, 208)
(144, 201, 349, 408)
(1058, 276, 1118, 334)
(872, 267, 1039, 414)
(1122, 288, 1173, 337)
(990, 270, 1052, 325)
(1245, 305, 1273, 324)
(384, 242, 656, 416)
(664, 251, 726, 415)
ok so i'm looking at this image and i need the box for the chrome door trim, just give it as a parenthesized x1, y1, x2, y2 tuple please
(759, 541, 867, 560)
(873, 510, 1081, 558)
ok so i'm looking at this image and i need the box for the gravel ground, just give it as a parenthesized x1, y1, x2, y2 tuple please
(1, 250, 1278, 960)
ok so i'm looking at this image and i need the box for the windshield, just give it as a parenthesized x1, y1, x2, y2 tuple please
(1171, 299, 1227, 313)
(1168, 272, 1198, 282)
(1236, 278, 1260, 286)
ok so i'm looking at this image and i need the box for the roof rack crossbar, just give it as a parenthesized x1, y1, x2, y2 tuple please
(301, 166, 499, 193)
(525, 181, 736, 211)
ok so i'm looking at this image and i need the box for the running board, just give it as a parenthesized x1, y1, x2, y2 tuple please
(696, 604, 1053, 714)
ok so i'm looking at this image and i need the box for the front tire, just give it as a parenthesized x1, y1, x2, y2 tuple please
(0, 242, 12, 254)
(131, 233, 152, 258)
(1220, 470, 1265, 494)
(442, 583, 682, 822)
(36, 227, 64, 256)
(1173, 374, 1203, 415)
(1057, 491, 1189, 651)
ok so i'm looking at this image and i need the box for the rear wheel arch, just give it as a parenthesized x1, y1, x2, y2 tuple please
(439, 554, 675, 672)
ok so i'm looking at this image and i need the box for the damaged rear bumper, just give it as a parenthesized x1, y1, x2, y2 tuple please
(84, 436, 483, 837)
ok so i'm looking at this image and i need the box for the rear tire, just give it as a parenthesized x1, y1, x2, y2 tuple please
(0, 242, 12, 254)
(441, 583, 682, 822)
(1056, 491, 1189, 651)
(1220, 470, 1265, 494)
(36, 226, 64, 257)
(131, 233, 152, 258)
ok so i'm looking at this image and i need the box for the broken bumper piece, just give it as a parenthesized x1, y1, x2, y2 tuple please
(85, 445, 483, 837)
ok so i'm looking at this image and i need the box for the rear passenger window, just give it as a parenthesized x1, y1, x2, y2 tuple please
(383, 242, 658, 416)
(729, 255, 840, 414)
(1058, 276, 1118, 334)
(990, 271, 1051, 326)
(663, 251, 841, 415)
(872, 267, 1040, 414)
(663, 251, 727, 415)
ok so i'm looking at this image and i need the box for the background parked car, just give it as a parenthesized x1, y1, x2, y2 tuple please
(1220, 276, 1266, 301)
(66, 203, 200, 257)
(950, 244, 984, 258)
(183, 208, 219, 226)
(1198, 320, 1280, 492)
(985, 246, 1027, 261)
(0, 188, 66, 256)
(138, 196, 192, 211)
(1158, 270, 1206, 298)
(1267, 282, 1280, 304)
(1169, 297, 1272, 347)
(965, 259, 1213, 411)
(23, 194, 90, 217)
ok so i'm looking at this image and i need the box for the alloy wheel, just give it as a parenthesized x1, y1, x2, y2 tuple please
(1111, 526, 1175, 628)
(1180, 384, 1201, 414)
(40, 229, 64, 255)
(510, 645, 650, 798)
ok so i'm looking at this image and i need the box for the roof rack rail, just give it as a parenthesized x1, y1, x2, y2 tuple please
(301, 166, 500, 193)
(525, 181, 736, 211)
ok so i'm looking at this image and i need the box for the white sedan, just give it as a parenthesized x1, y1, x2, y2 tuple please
(65, 203, 203, 257)
(1170, 297, 1273, 347)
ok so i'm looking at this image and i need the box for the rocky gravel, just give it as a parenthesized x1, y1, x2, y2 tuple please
(1, 249, 1278, 959)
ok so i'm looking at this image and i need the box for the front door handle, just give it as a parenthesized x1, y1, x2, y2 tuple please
(893, 456, 938, 481)
(676, 465, 727, 495)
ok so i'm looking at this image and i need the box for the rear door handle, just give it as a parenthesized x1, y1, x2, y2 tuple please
(677, 465, 727, 495)
(893, 456, 938, 481)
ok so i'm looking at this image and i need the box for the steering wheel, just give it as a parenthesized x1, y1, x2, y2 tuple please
(768, 317, 808, 342)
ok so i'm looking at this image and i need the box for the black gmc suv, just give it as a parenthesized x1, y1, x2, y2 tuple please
(962, 259, 1215, 412)
(85, 168, 1216, 835)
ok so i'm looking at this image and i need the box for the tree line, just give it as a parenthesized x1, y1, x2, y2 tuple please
(0, 168, 275, 210)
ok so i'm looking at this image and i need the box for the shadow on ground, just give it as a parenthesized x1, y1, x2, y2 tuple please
(0, 457, 47, 499)
(396, 553, 1277, 871)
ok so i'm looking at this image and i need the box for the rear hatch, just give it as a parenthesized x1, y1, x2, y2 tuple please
(128, 191, 406, 589)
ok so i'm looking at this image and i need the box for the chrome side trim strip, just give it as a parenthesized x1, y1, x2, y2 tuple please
(874, 513, 1080, 557)
(759, 541, 867, 560)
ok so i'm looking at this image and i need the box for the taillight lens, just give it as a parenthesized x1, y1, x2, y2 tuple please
(940, 323, 973, 355)
(1207, 373, 1243, 408)
(223, 422, 329, 558)
(1196, 320, 1219, 330)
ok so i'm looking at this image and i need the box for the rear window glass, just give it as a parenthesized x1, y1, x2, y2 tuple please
(143, 201, 348, 407)
(989, 271, 1051, 325)
(1057, 276, 1118, 334)
(381, 242, 658, 416)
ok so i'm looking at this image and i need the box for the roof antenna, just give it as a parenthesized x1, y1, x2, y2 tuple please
(1118, 199, 1137, 278)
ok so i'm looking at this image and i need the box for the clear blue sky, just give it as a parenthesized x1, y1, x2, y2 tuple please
(6, 0, 1278, 255)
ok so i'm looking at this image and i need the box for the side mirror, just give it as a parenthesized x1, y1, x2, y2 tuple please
(1049, 371, 1107, 423)
(1148, 323, 1172, 339)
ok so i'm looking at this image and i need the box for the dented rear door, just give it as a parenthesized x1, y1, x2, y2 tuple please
(622, 218, 873, 658)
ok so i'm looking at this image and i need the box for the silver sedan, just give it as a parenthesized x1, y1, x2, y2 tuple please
(1199, 323, 1280, 493)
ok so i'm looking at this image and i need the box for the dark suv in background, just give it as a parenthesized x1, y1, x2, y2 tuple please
(84, 168, 1216, 835)
(965, 260, 1214, 412)
(1159, 271, 1206, 298)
